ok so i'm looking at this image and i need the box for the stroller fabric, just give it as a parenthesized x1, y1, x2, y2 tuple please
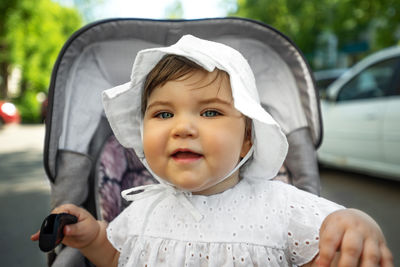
(43, 18, 322, 267)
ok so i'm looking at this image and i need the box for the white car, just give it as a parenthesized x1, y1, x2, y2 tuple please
(314, 68, 348, 98)
(318, 46, 400, 180)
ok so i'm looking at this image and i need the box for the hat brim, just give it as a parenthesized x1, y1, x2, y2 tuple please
(103, 35, 288, 180)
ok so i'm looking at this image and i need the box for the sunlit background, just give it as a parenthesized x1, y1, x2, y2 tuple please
(0, 0, 399, 266)
(1, 0, 399, 121)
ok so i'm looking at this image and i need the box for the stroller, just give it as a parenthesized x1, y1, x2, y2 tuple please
(43, 17, 322, 267)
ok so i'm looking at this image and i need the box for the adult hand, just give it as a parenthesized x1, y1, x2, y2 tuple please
(317, 208, 393, 267)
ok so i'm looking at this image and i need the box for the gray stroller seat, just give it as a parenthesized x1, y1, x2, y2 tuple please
(43, 17, 322, 267)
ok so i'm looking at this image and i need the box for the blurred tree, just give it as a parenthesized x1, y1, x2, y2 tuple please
(54, 0, 105, 22)
(230, 0, 400, 68)
(0, 0, 20, 99)
(0, 0, 82, 121)
(165, 0, 184, 19)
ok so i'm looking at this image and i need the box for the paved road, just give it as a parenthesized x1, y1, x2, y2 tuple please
(320, 168, 400, 264)
(0, 125, 399, 266)
(0, 124, 49, 266)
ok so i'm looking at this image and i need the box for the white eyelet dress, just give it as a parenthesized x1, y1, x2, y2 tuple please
(107, 179, 343, 267)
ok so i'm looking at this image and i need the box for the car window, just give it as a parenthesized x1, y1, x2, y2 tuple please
(337, 57, 400, 102)
(316, 78, 337, 92)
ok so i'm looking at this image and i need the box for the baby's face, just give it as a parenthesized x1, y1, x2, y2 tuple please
(143, 70, 251, 195)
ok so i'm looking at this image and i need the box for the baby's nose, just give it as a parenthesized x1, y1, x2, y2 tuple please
(171, 118, 198, 138)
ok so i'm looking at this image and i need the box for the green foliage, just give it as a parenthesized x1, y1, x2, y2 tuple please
(0, 0, 82, 123)
(231, 0, 400, 66)
(7, 0, 82, 91)
(14, 90, 41, 123)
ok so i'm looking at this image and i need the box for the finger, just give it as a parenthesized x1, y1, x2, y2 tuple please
(62, 219, 101, 249)
(337, 230, 363, 267)
(60, 220, 87, 248)
(380, 244, 394, 267)
(359, 239, 381, 267)
(63, 214, 97, 239)
(63, 222, 84, 237)
(51, 204, 89, 223)
(52, 203, 80, 216)
(30, 231, 40, 241)
(318, 222, 344, 267)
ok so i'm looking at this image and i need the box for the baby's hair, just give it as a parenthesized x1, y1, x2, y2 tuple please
(142, 55, 205, 115)
(142, 54, 252, 139)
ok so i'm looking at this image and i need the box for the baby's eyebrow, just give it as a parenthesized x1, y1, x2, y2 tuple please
(147, 98, 233, 110)
(199, 97, 233, 106)
(146, 101, 172, 110)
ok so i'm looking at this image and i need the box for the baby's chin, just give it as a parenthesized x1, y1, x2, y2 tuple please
(172, 177, 238, 196)
(158, 175, 216, 194)
(168, 179, 209, 192)
(150, 168, 238, 195)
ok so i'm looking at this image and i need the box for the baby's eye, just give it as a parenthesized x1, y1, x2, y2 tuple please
(156, 112, 174, 119)
(201, 110, 221, 117)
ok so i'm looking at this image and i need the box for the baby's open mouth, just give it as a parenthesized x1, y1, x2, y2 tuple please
(171, 150, 203, 161)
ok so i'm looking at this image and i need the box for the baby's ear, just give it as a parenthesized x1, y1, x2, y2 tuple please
(240, 138, 252, 158)
(240, 119, 252, 158)
(245, 117, 252, 141)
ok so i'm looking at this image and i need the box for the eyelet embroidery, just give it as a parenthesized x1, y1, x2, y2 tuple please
(107, 179, 342, 266)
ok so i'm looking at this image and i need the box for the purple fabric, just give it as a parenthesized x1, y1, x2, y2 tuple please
(98, 136, 157, 222)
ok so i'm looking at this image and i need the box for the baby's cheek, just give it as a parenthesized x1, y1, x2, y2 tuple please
(143, 134, 164, 166)
(206, 136, 241, 171)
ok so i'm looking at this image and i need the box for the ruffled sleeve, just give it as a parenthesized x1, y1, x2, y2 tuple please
(284, 184, 345, 266)
(107, 208, 130, 252)
(106, 202, 145, 253)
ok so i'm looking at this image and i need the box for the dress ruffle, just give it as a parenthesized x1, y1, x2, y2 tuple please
(107, 180, 343, 266)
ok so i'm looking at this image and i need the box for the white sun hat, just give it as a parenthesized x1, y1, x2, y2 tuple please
(102, 34, 288, 185)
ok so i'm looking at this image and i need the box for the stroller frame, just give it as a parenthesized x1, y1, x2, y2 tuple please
(43, 17, 322, 266)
